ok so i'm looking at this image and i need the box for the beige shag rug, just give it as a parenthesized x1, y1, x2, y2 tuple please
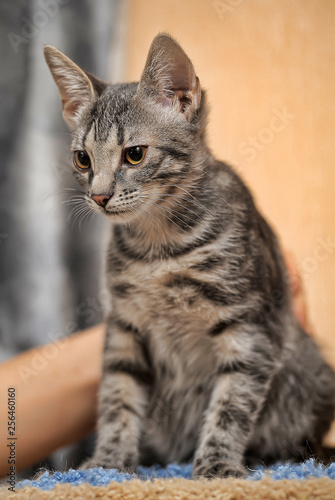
(1, 477, 335, 499)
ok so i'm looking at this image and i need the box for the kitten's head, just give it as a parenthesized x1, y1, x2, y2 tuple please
(44, 34, 207, 225)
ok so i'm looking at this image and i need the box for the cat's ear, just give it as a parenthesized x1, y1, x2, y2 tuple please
(138, 33, 201, 120)
(43, 46, 106, 130)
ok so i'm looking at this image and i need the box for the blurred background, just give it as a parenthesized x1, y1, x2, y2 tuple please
(0, 0, 334, 473)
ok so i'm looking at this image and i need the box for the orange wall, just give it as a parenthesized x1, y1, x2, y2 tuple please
(124, 0, 335, 359)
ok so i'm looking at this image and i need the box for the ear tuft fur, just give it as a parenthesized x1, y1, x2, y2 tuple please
(138, 33, 201, 120)
(43, 46, 106, 129)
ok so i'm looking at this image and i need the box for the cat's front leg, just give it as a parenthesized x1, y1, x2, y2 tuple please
(81, 317, 152, 472)
(193, 329, 276, 479)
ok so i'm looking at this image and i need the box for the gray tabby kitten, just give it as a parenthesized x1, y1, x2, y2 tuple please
(44, 34, 335, 478)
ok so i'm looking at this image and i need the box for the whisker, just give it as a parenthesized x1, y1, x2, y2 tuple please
(137, 203, 168, 232)
(127, 205, 140, 225)
(143, 184, 221, 224)
(70, 205, 90, 227)
(61, 198, 86, 207)
(43, 187, 85, 202)
(140, 195, 200, 227)
(131, 204, 161, 233)
(81, 207, 93, 226)
(60, 193, 87, 210)
(139, 199, 188, 231)
(141, 188, 222, 231)
(88, 208, 97, 225)
(79, 205, 92, 231)
(126, 204, 142, 228)
(71, 204, 87, 219)
(166, 184, 222, 220)
(140, 193, 205, 223)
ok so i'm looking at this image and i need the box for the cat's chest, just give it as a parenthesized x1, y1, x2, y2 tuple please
(107, 253, 222, 334)
(107, 252, 221, 377)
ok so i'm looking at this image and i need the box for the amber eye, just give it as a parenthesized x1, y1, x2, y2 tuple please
(125, 146, 147, 166)
(74, 150, 91, 170)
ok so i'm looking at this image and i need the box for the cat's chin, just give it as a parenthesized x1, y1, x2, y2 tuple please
(88, 203, 137, 223)
(102, 209, 135, 222)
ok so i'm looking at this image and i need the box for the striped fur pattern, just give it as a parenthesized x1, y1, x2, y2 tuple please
(44, 34, 335, 478)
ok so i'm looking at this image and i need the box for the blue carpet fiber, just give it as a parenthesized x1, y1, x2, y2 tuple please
(17, 459, 335, 491)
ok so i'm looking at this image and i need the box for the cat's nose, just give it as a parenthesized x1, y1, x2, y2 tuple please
(92, 194, 111, 208)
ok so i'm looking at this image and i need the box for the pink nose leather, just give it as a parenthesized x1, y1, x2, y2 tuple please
(92, 194, 111, 208)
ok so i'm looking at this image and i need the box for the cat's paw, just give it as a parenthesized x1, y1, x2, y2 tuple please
(193, 460, 247, 479)
(79, 456, 137, 474)
(80, 458, 103, 471)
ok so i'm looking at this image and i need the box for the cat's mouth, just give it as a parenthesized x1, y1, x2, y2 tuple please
(101, 207, 133, 219)
(86, 196, 136, 220)
(106, 209, 130, 214)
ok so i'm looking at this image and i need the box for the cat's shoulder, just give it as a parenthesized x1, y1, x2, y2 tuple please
(207, 159, 257, 210)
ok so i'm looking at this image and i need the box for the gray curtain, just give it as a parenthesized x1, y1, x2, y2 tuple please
(0, 0, 125, 361)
